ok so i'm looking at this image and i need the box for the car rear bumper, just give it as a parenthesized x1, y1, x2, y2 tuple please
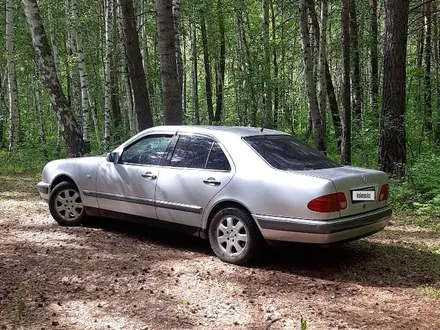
(254, 206, 392, 244)
(37, 182, 50, 201)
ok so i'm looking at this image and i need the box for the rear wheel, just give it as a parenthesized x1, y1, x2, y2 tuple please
(208, 207, 263, 265)
(49, 181, 86, 226)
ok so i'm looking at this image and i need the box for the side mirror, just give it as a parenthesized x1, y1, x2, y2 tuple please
(106, 152, 120, 164)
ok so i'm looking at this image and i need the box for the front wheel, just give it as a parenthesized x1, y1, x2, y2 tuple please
(208, 207, 263, 265)
(49, 181, 86, 226)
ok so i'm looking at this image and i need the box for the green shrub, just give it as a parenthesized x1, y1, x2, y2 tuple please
(408, 154, 440, 200)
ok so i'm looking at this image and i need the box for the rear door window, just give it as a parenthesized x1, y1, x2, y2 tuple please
(170, 135, 213, 169)
(244, 135, 340, 171)
(169, 135, 231, 171)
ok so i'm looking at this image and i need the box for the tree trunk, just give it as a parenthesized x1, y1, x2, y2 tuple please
(22, 0, 84, 156)
(6, 0, 20, 152)
(325, 62, 342, 150)
(0, 63, 4, 148)
(35, 82, 47, 159)
(103, 0, 112, 151)
(70, 0, 91, 154)
(370, 0, 379, 115)
(236, 4, 247, 126)
(270, 0, 279, 129)
(156, 0, 183, 125)
(435, 3, 440, 145)
(190, 23, 199, 125)
(423, 0, 432, 133)
(214, 0, 226, 124)
(262, 0, 272, 128)
(118, 0, 154, 131)
(65, 0, 81, 123)
(172, 0, 183, 102)
(378, 0, 409, 179)
(299, 0, 325, 152)
(341, 0, 351, 164)
(349, 0, 362, 128)
(201, 16, 215, 124)
(318, 0, 328, 142)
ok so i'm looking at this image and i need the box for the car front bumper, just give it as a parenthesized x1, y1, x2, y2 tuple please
(254, 206, 392, 244)
(37, 182, 50, 202)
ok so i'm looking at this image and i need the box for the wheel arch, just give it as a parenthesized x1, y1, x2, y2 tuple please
(50, 174, 79, 193)
(203, 199, 258, 232)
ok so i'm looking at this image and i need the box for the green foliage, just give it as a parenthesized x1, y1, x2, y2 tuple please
(420, 286, 440, 300)
(408, 154, 440, 200)
(300, 317, 307, 330)
(391, 154, 440, 227)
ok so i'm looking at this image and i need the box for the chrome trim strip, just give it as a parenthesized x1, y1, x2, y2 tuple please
(155, 200, 203, 214)
(255, 206, 392, 234)
(84, 190, 155, 207)
(84, 190, 202, 214)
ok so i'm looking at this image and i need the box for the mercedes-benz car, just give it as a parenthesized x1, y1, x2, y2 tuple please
(37, 126, 392, 264)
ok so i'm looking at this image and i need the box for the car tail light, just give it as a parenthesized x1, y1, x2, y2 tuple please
(379, 184, 389, 201)
(307, 192, 347, 213)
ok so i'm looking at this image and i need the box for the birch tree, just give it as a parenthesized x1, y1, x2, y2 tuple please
(6, 0, 20, 152)
(22, 0, 84, 156)
(71, 0, 92, 154)
(104, 0, 112, 151)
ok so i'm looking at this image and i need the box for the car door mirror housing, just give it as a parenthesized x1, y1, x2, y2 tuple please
(106, 152, 120, 164)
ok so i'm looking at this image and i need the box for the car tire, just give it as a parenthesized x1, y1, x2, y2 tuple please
(49, 181, 87, 226)
(208, 207, 263, 265)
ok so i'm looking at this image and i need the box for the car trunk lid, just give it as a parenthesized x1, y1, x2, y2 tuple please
(298, 166, 389, 217)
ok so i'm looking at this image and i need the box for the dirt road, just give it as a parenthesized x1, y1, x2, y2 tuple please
(0, 175, 439, 330)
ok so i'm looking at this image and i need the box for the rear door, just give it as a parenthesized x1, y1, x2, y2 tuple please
(155, 133, 234, 228)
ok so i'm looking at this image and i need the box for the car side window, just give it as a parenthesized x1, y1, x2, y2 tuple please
(120, 135, 172, 165)
(206, 142, 231, 171)
(170, 135, 213, 169)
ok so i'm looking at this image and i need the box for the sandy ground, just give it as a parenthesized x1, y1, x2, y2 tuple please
(0, 175, 439, 330)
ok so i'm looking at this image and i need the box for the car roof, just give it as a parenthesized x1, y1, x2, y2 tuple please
(147, 125, 288, 138)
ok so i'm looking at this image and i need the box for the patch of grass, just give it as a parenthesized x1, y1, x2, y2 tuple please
(420, 286, 440, 299)
(300, 317, 308, 330)
(13, 295, 26, 325)
(407, 215, 440, 231)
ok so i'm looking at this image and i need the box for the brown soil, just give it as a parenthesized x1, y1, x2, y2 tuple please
(0, 175, 439, 330)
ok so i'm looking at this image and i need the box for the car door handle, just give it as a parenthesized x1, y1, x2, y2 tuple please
(203, 178, 221, 186)
(142, 172, 157, 180)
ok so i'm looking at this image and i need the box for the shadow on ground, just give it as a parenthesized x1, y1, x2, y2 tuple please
(1, 214, 439, 329)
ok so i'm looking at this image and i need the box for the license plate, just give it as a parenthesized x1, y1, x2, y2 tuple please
(352, 190, 375, 201)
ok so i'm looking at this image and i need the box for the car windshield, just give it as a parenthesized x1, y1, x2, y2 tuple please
(244, 135, 340, 171)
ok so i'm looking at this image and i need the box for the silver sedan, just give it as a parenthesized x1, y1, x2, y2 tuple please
(37, 126, 392, 264)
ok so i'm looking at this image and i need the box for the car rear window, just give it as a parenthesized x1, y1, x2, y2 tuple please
(244, 135, 340, 171)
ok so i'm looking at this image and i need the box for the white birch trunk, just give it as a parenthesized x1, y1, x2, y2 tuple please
(22, 0, 84, 156)
(104, 0, 112, 151)
(70, 0, 91, 154)
(6, 0, 20, 152)
(139, 0, 147, 69)
(65, 0, 81, 122)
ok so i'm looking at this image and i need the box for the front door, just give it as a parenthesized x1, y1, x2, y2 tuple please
(96, 134, 173, 218)
(155, 134, 234, 228)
